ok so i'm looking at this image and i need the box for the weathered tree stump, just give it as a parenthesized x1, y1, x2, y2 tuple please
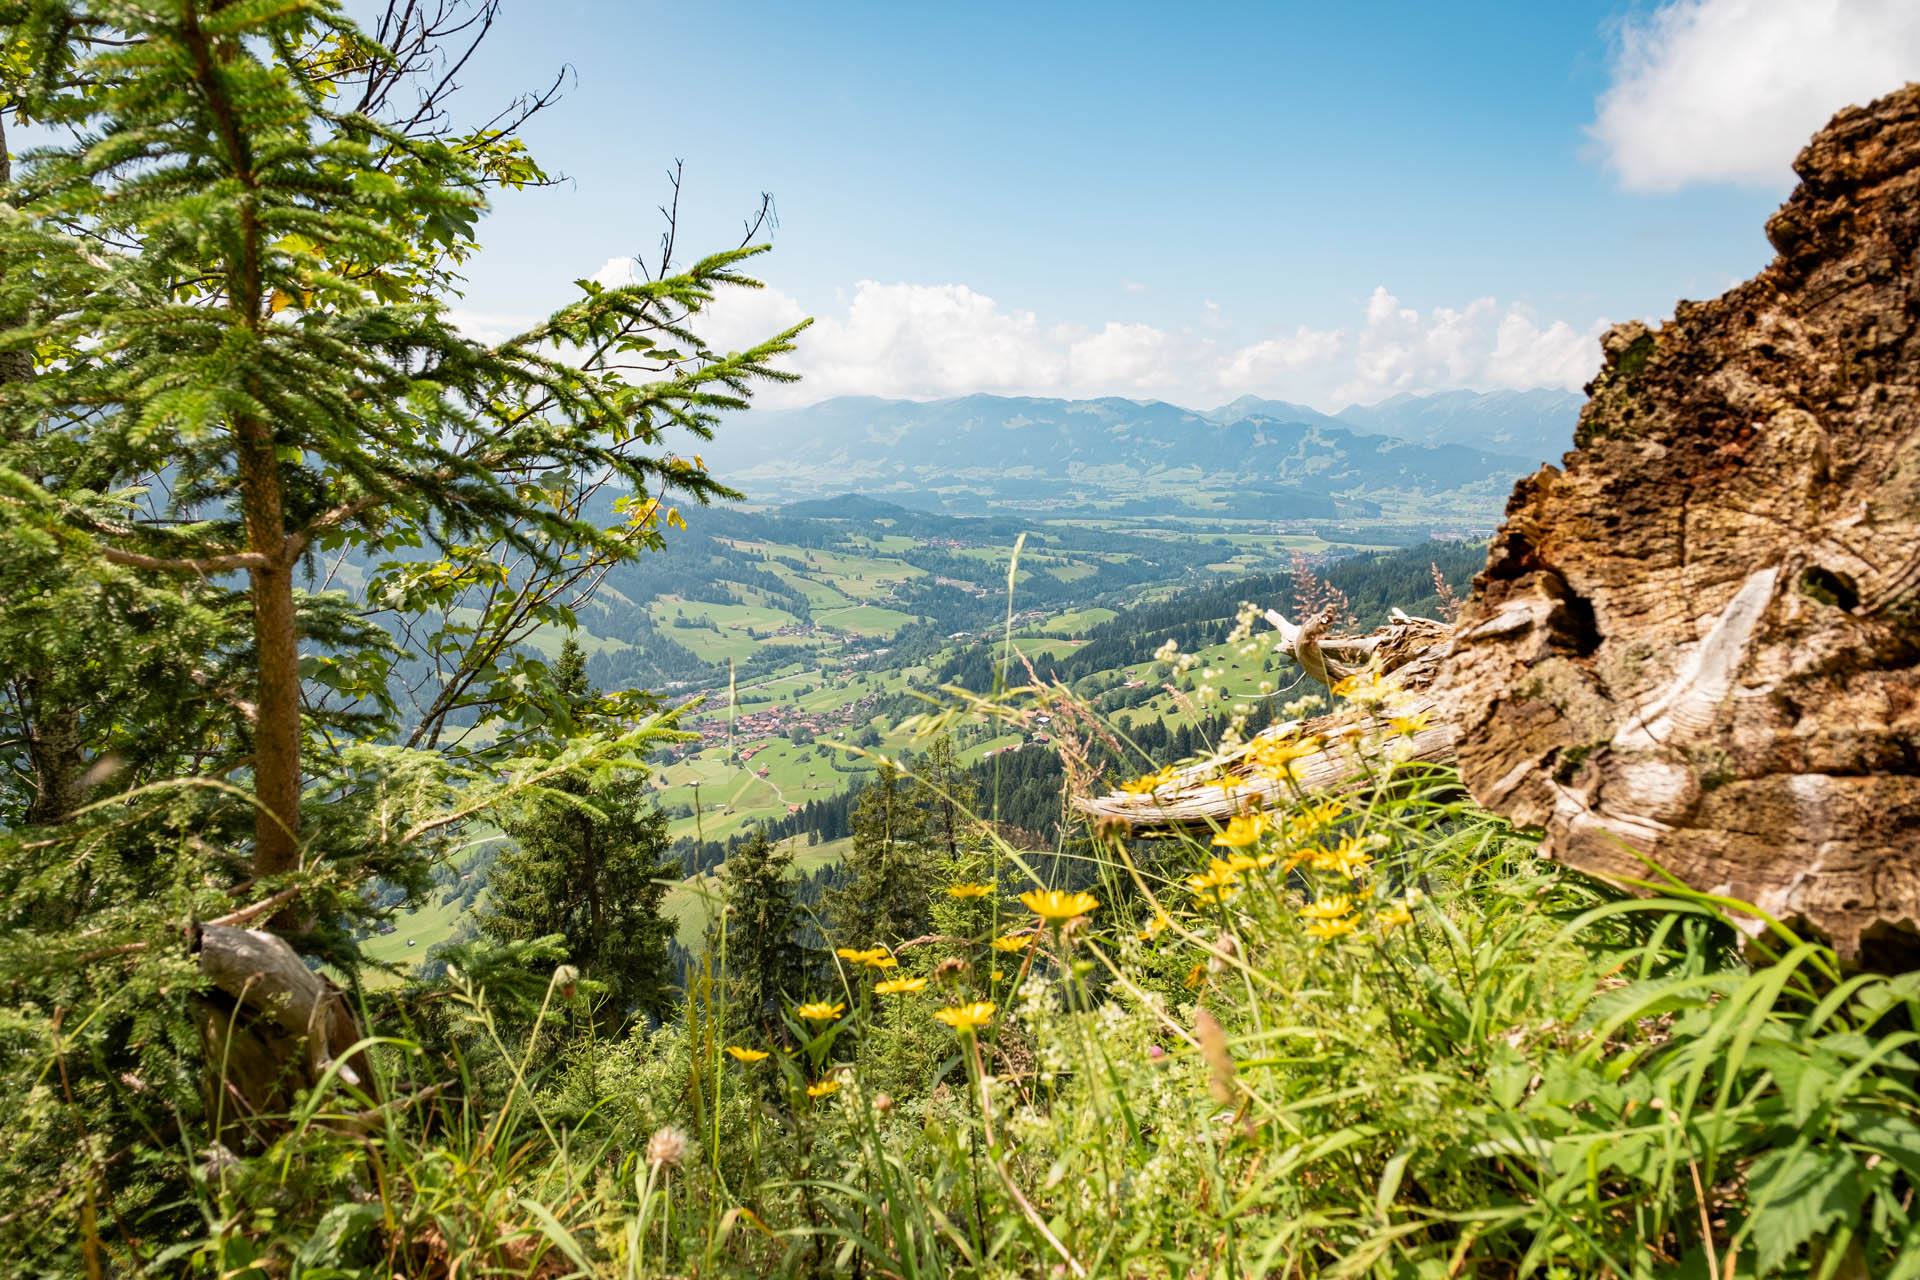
(191, 923, 372, 1141)
(1433, 85, 1920, 960)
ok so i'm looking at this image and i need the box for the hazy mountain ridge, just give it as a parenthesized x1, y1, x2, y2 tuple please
(707, 392, 1546, 509)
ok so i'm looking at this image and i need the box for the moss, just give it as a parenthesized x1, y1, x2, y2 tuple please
(1552, 741, 1602, 784)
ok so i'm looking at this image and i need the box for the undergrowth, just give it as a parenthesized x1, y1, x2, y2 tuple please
(12, 682, 1920, 1279)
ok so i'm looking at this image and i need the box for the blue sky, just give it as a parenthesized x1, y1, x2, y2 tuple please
(435, 0, 1920, 408)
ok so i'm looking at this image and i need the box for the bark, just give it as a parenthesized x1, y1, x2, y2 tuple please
(239, 420, 303, 882)
(1432, 85, 1920, 961)
(1073, 610, 1454, 831)
(191, 923, 372, 1142)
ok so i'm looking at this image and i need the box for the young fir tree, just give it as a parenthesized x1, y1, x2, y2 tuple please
(480, 640, 680, 1030)
(720, 829, 816, 1040)
(827, 759, 933, 949)
(0, 5, 799, 1262)
(0, 0, 803, 933)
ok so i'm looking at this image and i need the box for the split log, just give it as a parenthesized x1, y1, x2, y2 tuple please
(1432, 85, 1920, 960)
(1073, 608, 1454, 831)
(190, 922, 372, 1140)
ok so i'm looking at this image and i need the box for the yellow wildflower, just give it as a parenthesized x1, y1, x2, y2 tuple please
(864, 955, 900, 970)
(989, 934, 1029, 952)
(1309, 835, 1373, 880)
(1021, 889, 1099, 921)
(806, 1079, 840, 1097)
(1252, 735, 1324, 777)
(1282, 800, 1346, 842)
(1211, 812, 1270, 848)
(1137, 912, 1172, 940)
(1332, 668, 1393, 703)
(992, 969, 1005, 980)
(1299, 895, 1354, 921)
(945, 882, 994, 898)
(1186, 862, 1238, 895)
(726, 1046, 770, 1063)
(874, 976, 928, 994)
(1376, 901, 1414, 931)
(1191, 885, 1237, 906)
(1119, 765, 1178, 795)
(835, 946, 887, 965)
(933, 1001, 996, 1033)
(796, 1001, 845, 1022)
(1304, 916, 1358, 941)
(1389, 710, 1432, 737)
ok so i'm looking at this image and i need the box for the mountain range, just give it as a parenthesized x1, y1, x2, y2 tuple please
(703, 388, 1581, 514)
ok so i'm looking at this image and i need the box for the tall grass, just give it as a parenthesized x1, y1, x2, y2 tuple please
(39, 681, 1920, 1279)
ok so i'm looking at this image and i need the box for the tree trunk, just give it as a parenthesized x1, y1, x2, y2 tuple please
(237, 420, 303, 882)
(1432, 85, 1920, 962)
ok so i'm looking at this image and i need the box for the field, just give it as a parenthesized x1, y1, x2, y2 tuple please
(358, 511, 1456, 978)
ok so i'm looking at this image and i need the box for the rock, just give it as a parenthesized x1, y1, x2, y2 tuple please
(1435, 84, 1920, 962)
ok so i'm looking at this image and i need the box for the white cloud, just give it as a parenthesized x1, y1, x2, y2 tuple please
(1121, 279, 1148, 294)
(444, 308, 537, 346)
(561, 265, 1607, 410)
(1590, 0, 1920, 191)
(1326, 287, 1608, 406)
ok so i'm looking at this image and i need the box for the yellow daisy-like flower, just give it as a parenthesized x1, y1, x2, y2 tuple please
(1304, 916, 1358, 941)
(989, 934, 1029, 952)
(1253, 735, 1324, 777)
(835, 946, 887, 965)
(1279, 800, 1344, 841)
(874, 976, 928, 995)
(863, 955, 900, 970)
(1211, 812, 1270, 848)
(992, 968, 1005, 980)
(933, 1001, 996, 1033)
(1389, 711, 1432, 737)
(1119, 765, 1178, 796)
(1209, 774, 1247, 795)
(796, 1001, 845, 1022)
(1186, 859, 1242, 894)
(1137, 912, 1172, 940)
(726, 1046, 770, 1062)
(1191, 885, 1237, 906)
(1376, 901, 1414, 931)
(1308, 835, 1373, 880)
(1332, 668, 1394, 703)
(1020, 889, 1099, 921)
(806, 1079, 840, 1097)
(945, 882, 994, 898)
(1299, 895, 1354, 921)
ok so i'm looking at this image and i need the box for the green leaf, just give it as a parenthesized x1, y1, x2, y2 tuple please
(1746, 1146, 1867, 1273)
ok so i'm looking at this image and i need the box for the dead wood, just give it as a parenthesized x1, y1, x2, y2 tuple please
(1073, 609, 1454, 831)
(1431, 85, 1920, 959)
(190, 923, 373, 1141)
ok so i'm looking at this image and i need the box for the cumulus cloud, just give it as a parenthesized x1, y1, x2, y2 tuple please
(1320, 287, 1609, 406)
(552, 263, 1608, 410)
(1590, 0, 1920, 191)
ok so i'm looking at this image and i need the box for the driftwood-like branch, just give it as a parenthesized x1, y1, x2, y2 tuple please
(1073, 610, 1453, 831)
(190, 924, 373, 1140)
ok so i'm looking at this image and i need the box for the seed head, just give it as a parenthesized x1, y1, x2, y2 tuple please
(647, 1125, 688, 1169)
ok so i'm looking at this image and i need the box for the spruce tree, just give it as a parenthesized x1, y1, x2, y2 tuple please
(721, 829, 816, 1038)
(481, 640, 680, 1029)
(0, 0, 803, 928)
(828, 760, 932, 948)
